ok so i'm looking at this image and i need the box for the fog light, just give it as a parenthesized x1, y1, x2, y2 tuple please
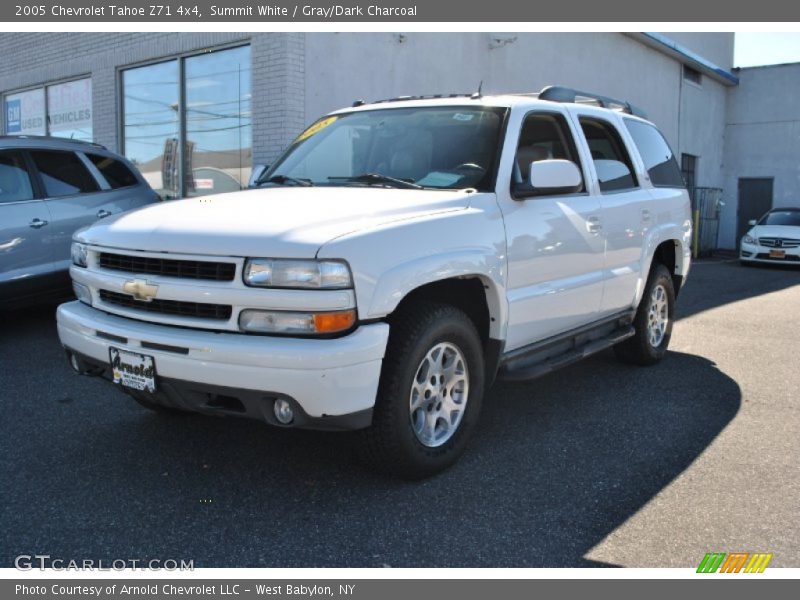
(273, 398, 294, 424)
(69, 352, 80, 373)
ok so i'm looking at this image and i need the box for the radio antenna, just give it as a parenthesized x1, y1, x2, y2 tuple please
(471, 81, 483, 99)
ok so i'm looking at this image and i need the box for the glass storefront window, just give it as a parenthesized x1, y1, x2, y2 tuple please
(122, 60, 180, 199)
(4, 88, 46, 136)
(121, 44, 252, 199)
(3, 79, 92, 141)
(185, 45, 252, 197)
(47, 79, 93, 142)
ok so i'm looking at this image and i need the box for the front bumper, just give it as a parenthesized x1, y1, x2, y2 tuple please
(740, 242, 800, 265)
(57, 301, 390, 430)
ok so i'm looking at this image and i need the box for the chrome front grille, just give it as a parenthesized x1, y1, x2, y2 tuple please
(76, 247, 356, 333)
(98, 252, 236, 281)
(758, 237, 800, 249)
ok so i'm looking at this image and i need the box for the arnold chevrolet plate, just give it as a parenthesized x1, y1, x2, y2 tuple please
(110, 348, 156, 393)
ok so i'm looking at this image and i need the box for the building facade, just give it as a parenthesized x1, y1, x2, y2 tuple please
(720, 62, 800, 248)
(0, 32, 794, 250)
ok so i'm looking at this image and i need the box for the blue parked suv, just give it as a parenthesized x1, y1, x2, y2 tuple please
(0, 136, 159, 308)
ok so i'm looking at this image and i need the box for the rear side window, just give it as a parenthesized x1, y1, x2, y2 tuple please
(579, 118, 637, 192)
(625, 120, 684, 188)
(0, 151, 35, 203)
(86, 153, 138, 189)
(30, 150, 99, 197)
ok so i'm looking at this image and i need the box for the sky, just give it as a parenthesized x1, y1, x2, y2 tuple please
(734, 32, 800, 67)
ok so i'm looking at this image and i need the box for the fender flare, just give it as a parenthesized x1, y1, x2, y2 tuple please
(636, 224, 688, 305)
(366, 249, 508, 340)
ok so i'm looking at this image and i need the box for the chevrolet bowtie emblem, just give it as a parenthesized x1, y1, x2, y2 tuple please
(122, 279, 159, 302)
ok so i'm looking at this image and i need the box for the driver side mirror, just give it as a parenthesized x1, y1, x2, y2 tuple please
(748, 219, 757, 226)
(248, 164, 269, 188)
(517, 159, 582, 197)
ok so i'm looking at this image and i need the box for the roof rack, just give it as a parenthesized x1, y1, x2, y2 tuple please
(537, 86, 648, 118)
(0, 134, 107, 149)
(353, 93, 476, 107)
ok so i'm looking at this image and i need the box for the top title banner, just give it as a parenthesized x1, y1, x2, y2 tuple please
(2, 0, 797, 22)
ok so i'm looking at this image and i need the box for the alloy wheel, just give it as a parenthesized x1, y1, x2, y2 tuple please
(409, 342, 469, 447)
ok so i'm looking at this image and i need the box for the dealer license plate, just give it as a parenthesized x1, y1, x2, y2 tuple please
(769, 249, 786, 259)
(110, 347, 156, 393)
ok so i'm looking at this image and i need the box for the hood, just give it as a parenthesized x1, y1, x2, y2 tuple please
(75, 187, 474, 257)
(750, 224, 800, 239)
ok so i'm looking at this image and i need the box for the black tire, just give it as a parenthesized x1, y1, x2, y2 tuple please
(362, 302, 485, 479)
(614, 263, 675, 366)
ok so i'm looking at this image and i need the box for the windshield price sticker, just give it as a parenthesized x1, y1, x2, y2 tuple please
(296, 116, 338, 142)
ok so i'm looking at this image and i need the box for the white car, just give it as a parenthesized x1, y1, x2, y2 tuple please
(740, 208, 800, 266)
(57, 86, 692, 478)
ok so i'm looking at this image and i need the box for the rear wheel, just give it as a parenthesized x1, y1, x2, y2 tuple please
(362, 302, 485, 479)
(614, 263, 675, 366)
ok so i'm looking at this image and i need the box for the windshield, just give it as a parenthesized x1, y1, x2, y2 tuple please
(261, 105, 508, 191)
(760, 210, 800, 227)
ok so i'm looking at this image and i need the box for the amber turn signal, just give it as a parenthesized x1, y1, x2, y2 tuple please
(313, 310, 356, 334)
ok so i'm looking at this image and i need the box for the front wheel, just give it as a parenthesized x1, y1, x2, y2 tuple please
(362, 303, 485, 479)
(614, 263, 675, 366)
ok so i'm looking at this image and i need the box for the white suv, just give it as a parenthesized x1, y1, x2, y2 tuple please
(57, 86, 692, 478)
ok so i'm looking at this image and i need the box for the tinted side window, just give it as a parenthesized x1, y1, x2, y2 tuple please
(625, 120, 684, 188)
(30, 150, 99, 197)
(0, 151, 35, 204)
(514, 112, 584, 193)
(579, 118, 637, 192)
(86, 153, 138, 189)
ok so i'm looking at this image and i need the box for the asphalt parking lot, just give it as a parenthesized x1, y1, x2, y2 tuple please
(1, 259, 799, 568)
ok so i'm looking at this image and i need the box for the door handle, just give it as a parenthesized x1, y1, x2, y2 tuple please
(29, 218, 49, 229)
(586, 215, 602, 234)
(641, 209, 653, 222)
(97, 210, 112, 219)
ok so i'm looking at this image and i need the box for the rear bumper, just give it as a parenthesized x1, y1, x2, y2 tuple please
(56, 301, 390, 430)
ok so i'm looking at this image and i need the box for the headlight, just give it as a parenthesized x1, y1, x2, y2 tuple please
(243, 259, 352, 289)
(742, 235, 759, 245)
(71, 242, 88, 267)
(239, 309, 356, 335)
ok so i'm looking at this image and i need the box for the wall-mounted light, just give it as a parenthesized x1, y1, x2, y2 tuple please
(489, 35, 517, 50)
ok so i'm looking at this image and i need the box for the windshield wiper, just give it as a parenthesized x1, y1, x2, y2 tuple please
(328, 173, 422, 190)
(258, 174, 314, 187)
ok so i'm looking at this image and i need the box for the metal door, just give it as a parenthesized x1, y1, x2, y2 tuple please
(737, 178, 773, 243)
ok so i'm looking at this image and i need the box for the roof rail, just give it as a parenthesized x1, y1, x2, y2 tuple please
(0, 134, 107, 149)
(361, 93, 477, 106)
(537, 86, 648, 119)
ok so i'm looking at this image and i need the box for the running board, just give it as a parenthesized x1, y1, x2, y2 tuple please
(499, 324, 635, 382)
